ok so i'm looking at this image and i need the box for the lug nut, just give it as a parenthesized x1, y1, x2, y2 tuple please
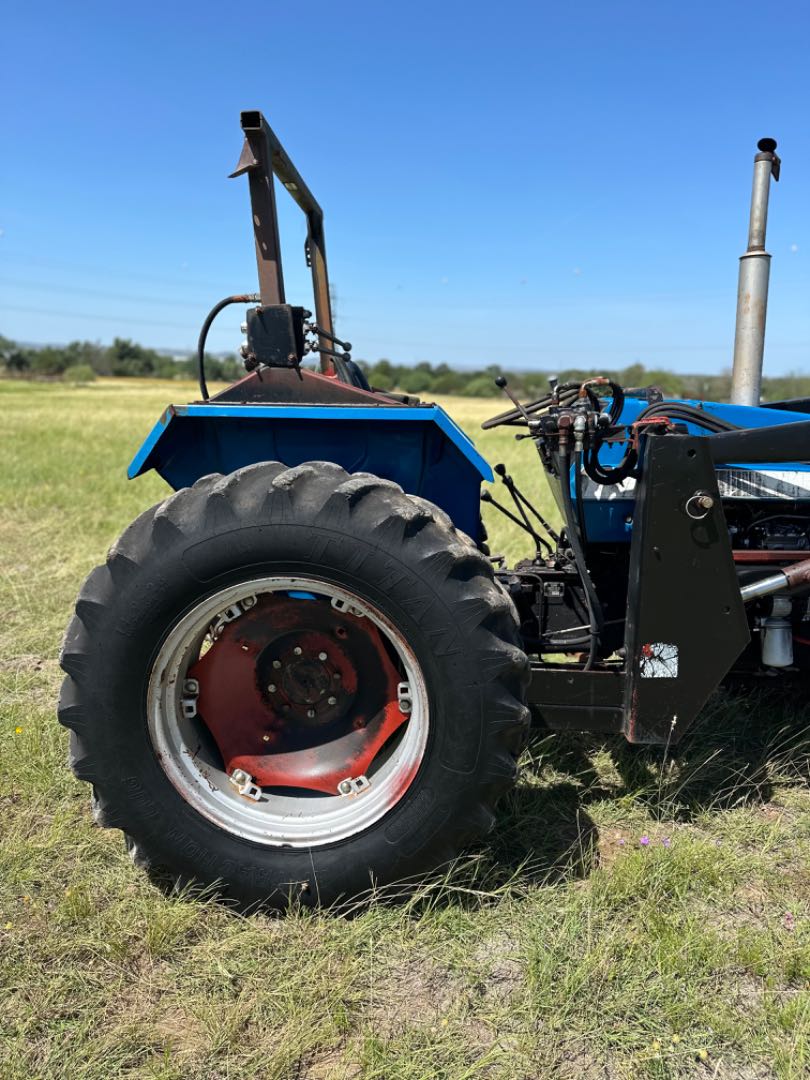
(327, 696, 337, 705)
(318, 651, 328, 661)
(307, 708, 316, 719)
(267, 684, 276, 693)
(272, 659, 282, 669)
(294, 646, 303, 656)
(262, 734, 271, 742)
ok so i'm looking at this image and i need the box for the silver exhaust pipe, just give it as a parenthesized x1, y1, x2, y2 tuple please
(729, 138, 781, 406)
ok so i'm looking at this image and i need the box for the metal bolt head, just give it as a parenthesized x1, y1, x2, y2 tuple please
(318, 651, 328, 661)
(327, 696, 337, 705)
(293, 646, 303, 656)
(332, 672, 341, 682)
(262, 734, 271, 743)
(272, 659, 282, 669)
(698, 494, 715, 510)
(267, 684, 276, 693)
(306, 708, 316, 719)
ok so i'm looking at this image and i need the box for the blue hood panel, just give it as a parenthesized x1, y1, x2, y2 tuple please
(582, 397, 810, 542)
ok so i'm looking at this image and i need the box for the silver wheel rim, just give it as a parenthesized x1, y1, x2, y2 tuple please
(147, 576, 429, 847)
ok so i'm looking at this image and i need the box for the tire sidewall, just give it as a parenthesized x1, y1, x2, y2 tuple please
(87, 518, 500, 904)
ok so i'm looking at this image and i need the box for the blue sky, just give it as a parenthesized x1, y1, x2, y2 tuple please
(2, 1, 808, 373)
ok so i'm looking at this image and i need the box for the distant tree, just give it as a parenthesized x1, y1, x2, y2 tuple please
(63, 340, 108, 374)
(398, 367, 433, 393)
(3, 347, 31, 373)
(108, 337, 165, 377)
(465, 375, 500, 397)
(620, 362, 646, 386)
(431, 371, 465, 394)
(30, 347, 69, 376)
(368, 368, 394, 391)
(64, 363, 96, 383)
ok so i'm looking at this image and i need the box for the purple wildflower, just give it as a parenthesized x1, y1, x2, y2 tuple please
(783, 912, 796, 931)
(661, 837, 671, 848)
(618, 838, 626, 847)
(640, 836, 650, 847)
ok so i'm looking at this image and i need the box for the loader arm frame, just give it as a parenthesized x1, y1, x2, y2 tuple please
(230, 110, 335, 374)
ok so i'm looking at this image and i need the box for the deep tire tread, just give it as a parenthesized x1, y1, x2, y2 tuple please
(59, 460, 529, 908)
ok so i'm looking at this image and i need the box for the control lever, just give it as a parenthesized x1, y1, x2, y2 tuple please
(494, 376, 533, 424)
(493, 465, 551, 553)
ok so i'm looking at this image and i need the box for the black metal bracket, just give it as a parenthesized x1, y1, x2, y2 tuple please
(622, 433, 750, 743)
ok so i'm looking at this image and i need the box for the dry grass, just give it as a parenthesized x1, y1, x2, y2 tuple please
(0, 378, 808, 1079)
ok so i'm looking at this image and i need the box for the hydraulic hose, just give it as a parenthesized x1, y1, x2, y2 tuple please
(584, 437, 638, 487)
(558, 448, 605, 670)
(574, 449, 589, 545)
(197, 294, 259, 401)
(635, 401, 738, 433)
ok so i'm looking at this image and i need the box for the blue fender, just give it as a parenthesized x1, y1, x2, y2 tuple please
(129, 403, 493, 542)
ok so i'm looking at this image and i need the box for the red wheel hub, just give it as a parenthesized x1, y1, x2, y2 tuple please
(187, 593, 409, 794)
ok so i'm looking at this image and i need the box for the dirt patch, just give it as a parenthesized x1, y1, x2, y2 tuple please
(0, 654, 54, 675)
(363, 951, 466, 1035)
(303, 1045, 360, 1080)
(472, 931, 524, 1004)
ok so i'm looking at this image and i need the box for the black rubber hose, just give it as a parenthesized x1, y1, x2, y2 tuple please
(607, 381, 625, 424)
(574, 449, 588, 545)
(584, 437, 638, 487)
(558, 449, 604, 671)
(197, 294, 259, 401)
(635, 402, 738, 433)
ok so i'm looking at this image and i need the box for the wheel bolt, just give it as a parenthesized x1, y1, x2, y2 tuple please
(262, 734, 271, 743)
(332, 672, 341, 682)
(272, 660, 282, 669)
(294, 646, 303, 656)
(267, 684, 276, 693)
(318, 651, 328, 661)
(307, 708, 316, 719)
(327, 696, 337, 705)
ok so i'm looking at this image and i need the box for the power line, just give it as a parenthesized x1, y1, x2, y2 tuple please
(0, 303, 197, 332)
(0, 278, 212, 310)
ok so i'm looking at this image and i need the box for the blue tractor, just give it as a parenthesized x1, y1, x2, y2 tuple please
(60, 116, 809, 909)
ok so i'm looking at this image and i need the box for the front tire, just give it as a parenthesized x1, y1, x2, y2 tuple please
(59, 462, 529, 910)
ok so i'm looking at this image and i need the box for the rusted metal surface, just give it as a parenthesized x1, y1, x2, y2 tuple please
(188, 593, 408, 795)
(230, 131, 286, 307)
(782, 556, 810, 590)
(208, 364, 402, 405)
(739, 553, 810, 602)
(732, 550, 810, 563)
(232, 111, 335, 374)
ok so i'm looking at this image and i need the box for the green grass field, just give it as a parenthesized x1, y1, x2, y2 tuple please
(1, 378, 808, 1079)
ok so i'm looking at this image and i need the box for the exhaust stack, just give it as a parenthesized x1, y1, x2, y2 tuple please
(729, 138, 781, 406)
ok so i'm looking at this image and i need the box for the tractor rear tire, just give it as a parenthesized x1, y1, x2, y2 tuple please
(59, 462, 529, 910)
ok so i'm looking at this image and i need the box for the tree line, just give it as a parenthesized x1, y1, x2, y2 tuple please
(2, 333, 810, 402)
(0, 335, 244, 384)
